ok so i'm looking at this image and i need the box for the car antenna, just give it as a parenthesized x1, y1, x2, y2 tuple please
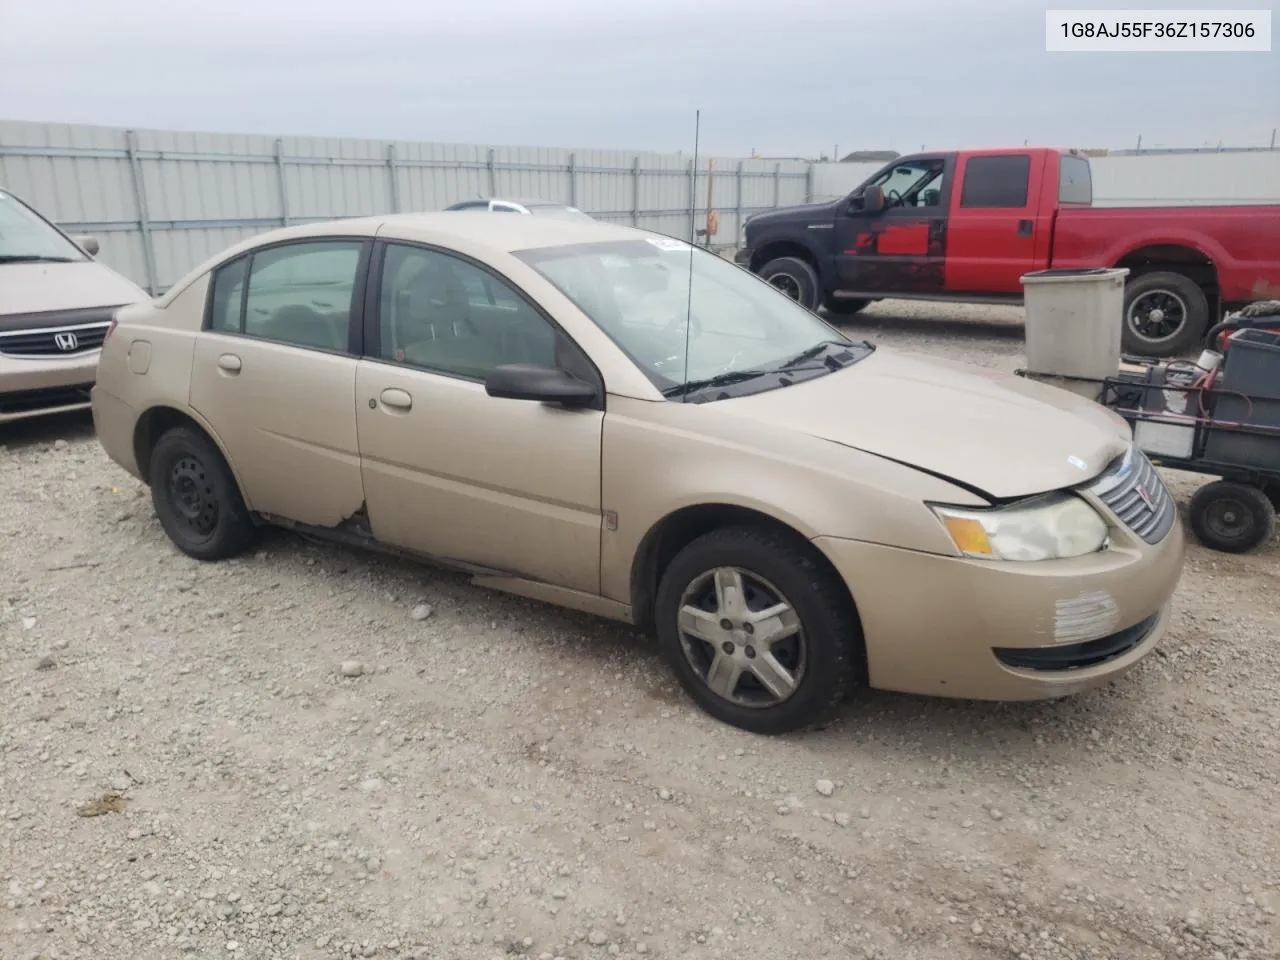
(679, 108, 700, 403)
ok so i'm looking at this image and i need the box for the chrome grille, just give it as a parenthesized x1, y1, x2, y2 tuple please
(1085, 445, 1176, 545)
(0, 322, 109, 358)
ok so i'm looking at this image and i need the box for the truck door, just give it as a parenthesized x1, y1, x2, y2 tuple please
(833, 154, 954, 296)
(944, 151, 1049, 295)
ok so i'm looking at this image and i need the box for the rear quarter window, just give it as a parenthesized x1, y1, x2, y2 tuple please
(1058, 155, 1093, 205)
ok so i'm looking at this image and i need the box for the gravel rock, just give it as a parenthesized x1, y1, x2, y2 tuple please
(339, 660, 365, 677)
(815, 778, 835, 797)
(410, 603, 433, 622)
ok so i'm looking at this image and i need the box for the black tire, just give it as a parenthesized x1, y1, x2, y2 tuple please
(654, 525, 863, 735)
(824, 297, 872, 316)
(148, 426, 258, 561)
(758, 257, 821, 312)
(1188, 480, 1275, 553)
(1122, 271, 1209, 358)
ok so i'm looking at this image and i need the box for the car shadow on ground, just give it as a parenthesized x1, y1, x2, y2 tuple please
(0, 410, 95, 450)
(826, 312, 1025, 341)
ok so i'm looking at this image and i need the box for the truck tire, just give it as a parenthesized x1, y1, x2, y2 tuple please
(1122, 271, 1209, 358)
(759, 257, 821, 313)
(824, 297, 872, 316)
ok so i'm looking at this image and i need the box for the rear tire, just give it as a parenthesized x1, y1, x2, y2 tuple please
(148, 426, 258, 561)
(1122, 271, 1209, 358)
(758, 257, 822, 313)
(824, 297, 872, 316)
(654, 525, 863, 735)
(1188, 480, 1275, 553)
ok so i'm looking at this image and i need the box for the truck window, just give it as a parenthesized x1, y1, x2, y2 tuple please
(959, 155, 1031, 208)
(869, 159, 945, 209)
(1058, 155, 1092, 205)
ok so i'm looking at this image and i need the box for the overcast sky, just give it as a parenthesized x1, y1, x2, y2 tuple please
(1, 0, 1275, 156)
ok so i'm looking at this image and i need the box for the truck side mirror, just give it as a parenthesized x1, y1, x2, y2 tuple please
(860, 185, 886, 215)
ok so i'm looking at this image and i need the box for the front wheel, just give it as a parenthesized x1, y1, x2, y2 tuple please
(654, 525, 863, 734)
(1122, 271, 1209, 358)
(148, 426, 258, 561)
(758, 257, 822, 313)
(1188, 480, 1276, 553)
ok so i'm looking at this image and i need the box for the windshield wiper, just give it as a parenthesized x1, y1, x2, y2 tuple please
(0, 255, 78, 264)
(771, 339, 854, 371)
(662, 369, 774, 398)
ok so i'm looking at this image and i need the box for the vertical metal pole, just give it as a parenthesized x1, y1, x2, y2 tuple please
(486, 148, 496, 196)
(688, 158, 697, 242)
(125, 129, 158, 297)
(631, 156, 640, 226)
(805, 163, 814, 204)
(735, 161, 744, 247)
(773, 163, 781, 209)
(274, 138, 290, 227)
(386, 143, 400, 213)
(567, 152, 576, 207)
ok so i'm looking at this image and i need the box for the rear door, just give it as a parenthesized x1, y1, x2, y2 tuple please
(188, 238, 370, 527)
(832, 154, 954, 296)
(944, 151, 1050, 294)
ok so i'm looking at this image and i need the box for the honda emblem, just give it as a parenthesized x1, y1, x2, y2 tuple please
(53, 332, 79, 352)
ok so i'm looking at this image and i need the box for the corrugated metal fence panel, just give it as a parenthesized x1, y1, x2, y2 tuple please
(4, 119, 1277, 293)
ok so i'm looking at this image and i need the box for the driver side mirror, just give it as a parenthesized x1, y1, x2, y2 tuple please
(485, 363, 598, 408)
(857, 185, 886, 215)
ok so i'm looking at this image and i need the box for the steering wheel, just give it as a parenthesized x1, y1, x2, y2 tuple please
(885, 189, 903, 207)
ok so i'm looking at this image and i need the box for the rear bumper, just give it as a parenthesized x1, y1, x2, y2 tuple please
(0, 350, 100, 423)
(90, 385, 145, 481)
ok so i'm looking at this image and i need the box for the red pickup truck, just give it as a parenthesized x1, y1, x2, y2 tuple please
(734, 147, 1280, 357)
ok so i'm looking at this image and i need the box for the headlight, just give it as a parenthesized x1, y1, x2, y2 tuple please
(930, 492, 1108, 562)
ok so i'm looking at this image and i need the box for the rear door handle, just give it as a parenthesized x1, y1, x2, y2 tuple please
(379, 387, 413, 411)
(216, 353, 242, 374)
(1017, 219, 1034, 237)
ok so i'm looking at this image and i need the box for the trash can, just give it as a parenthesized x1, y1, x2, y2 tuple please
(1020, 267, 1129, 401)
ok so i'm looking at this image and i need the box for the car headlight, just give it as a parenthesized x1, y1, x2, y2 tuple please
(930, 492, 1108, 561)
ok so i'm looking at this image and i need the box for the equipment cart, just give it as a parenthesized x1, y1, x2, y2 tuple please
(1019, 304, 1280, 553)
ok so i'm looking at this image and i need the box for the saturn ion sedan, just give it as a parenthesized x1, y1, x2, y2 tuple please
(91, 212, 1185, 734)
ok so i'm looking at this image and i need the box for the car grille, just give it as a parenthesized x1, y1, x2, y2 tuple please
(0, 322, 110, 358)
(994, 611, 1159, 671)
(0, 383, 94, 416)
(1084, 445, 1176, 545)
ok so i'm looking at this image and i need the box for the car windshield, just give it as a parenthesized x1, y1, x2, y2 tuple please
(515, 235, 871, 398)
(0, 190, 86, 263)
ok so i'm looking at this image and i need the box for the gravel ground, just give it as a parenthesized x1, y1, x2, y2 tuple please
(2, 300, 1278, 960)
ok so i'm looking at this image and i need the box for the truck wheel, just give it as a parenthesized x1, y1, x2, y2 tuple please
(824, 297, 871, 316)
(1188, 480, 1276, 553)
(1122, 271, 1209, 358)
(759, 257, 821, 312)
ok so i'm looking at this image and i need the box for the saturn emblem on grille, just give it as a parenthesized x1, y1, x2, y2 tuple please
(53, 332, 79, 351)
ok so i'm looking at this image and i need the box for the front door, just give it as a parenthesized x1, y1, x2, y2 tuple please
(833, 154, 953, 297)
(353, 241, 605, 594)
(188, 238, 369, 526)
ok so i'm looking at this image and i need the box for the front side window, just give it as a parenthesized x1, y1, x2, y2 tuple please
(0, 190, 87, 263)
(376, 243, 558, 380)
(209, 240, 363, 351)
(515, 236, 873, 398)
(868, 159, 945, 209)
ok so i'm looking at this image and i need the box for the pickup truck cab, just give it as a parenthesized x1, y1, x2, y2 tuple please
(735, 147, 1280, 357)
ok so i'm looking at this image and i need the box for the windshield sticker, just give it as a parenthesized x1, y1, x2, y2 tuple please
(645, 236, 690, 253)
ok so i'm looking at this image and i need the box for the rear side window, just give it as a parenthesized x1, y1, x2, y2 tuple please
(960, 155, 1031, 208)
(1059, 155, 1093, 205)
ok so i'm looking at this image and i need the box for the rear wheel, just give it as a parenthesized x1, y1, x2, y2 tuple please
(1188, 480, 1275, 553)
(758, 257, 821, 313)
(148, 426, 258, 561)
(654, 525, 863, 734)
(1122, 271, 1209, 358)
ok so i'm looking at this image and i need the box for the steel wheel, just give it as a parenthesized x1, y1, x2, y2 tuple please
(1126, 288, 1188, 344)
(1188, 480, 1276, 553)
(167, 454, 219, 540)
(767, 274, 802, 301)
(676, 565, 806, 708)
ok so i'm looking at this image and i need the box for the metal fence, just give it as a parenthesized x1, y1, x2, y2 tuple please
(0, 120, 812, 294)
(3, 118, 1278, 295)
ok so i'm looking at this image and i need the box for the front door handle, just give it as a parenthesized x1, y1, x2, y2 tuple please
(379, 387, 413, 411)
(216, 353, 242, 374)
(1017, 219, 1034, 237)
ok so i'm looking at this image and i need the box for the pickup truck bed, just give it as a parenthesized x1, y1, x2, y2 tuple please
(735, 147, 1280, 357)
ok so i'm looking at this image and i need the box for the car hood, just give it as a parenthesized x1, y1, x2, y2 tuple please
(718, 348, 1130, 500)
(746, 200, 841, 229)
(0, 261, 149, 317)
